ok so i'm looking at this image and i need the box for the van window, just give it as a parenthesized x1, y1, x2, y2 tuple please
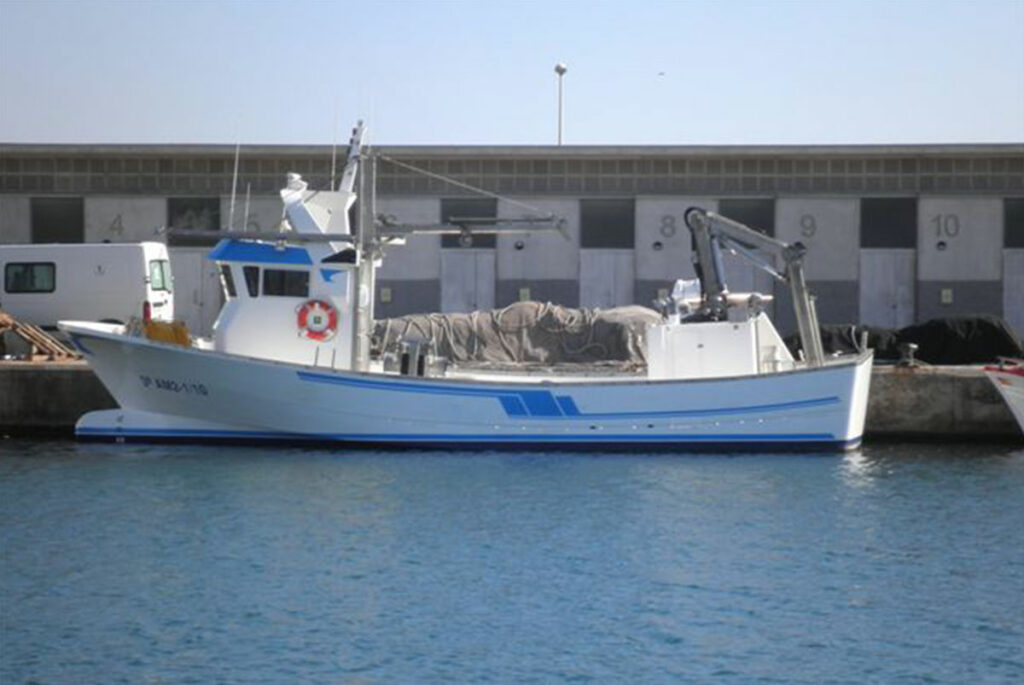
(219, 265, 237, 298)
(5, 262, 56, 293)
(149, 259, 172, 292)
(243, 266, 260, 297)
(161, 260, 172, 293)
(263, 269, 309, 297)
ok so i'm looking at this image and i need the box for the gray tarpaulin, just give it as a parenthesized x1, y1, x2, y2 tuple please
(372, 301, 662, 366)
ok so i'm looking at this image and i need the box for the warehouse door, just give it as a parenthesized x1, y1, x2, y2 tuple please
(168, 247, 224, 336)
(441, 250, 495, 313)
(859, 249, 915, 328)
(579, 250, 634, 309)
(1004, 250, 1024, 340)
(579, 199, 635, 309)
(439, 197, 496, 313)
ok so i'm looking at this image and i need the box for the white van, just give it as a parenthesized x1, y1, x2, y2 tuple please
(0, 242, 174, 329)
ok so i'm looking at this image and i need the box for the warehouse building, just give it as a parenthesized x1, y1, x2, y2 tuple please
(1, 142, 1022, 337)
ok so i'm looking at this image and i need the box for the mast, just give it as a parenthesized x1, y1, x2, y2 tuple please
(353, 145, 376, 372)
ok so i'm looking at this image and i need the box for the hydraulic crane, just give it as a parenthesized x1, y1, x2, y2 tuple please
(683, 207, 825, 367)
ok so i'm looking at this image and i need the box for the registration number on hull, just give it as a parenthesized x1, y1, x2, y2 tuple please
(139, 375, 209, 396)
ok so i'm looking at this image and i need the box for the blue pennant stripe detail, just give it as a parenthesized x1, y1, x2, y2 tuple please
(499, 396, 529, 416)
(556, 395, 581, 416)
(296, 370, 840, 421)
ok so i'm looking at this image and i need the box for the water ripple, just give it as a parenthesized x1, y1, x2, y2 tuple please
(2, 440, 1023, 683)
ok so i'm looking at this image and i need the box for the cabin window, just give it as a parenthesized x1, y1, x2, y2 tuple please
(148, 259, 172, 292)
(219, 265, 237, 298)
(243, 266, 260, 297)
(262, 269, 309, 297)
(4, 262, 56, 293)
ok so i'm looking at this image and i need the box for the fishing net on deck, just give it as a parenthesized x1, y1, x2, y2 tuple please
(371, 301, 662, 368)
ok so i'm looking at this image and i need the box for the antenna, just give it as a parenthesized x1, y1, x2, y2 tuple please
(228, 141, 240, 231)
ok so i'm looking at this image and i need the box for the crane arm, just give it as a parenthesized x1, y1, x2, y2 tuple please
(683, 208, 825, 366)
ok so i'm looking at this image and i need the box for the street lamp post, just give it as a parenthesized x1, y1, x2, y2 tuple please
(555, 62, 567, 145)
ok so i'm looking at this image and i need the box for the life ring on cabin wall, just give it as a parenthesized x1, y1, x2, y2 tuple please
(297, 299, 338, 342)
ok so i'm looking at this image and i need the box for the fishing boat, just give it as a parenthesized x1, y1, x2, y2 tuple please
(60, 123, 872, 450)
(984, 359, 1024, 436)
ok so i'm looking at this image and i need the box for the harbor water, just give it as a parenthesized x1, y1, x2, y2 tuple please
(2, 440, 1022, 684)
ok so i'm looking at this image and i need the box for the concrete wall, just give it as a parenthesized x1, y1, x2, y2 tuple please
(1, 194, 290, 245)
(0, 362, 116, 433)
(4, 189, 1021, 337)
(219, 196, 283, 233)
(376, 197, 441, 281)
(777, 198, 859, 282)
(917, 197, 1003, 321)
(0, 195, 31, 243)
(634, 197, 710, 307)
(777, 198, 860, 332)
(497, 197, 579, 307)
(497, 197, 579, 280)
(84, 196, 166, 242)
(375, 197, 441, 317)
(867, 366, 1019, 438)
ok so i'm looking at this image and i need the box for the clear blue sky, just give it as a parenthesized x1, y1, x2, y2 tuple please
(1, 0, 1022, 146)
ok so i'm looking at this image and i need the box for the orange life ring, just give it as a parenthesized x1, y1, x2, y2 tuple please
(297, 299, 338, 342)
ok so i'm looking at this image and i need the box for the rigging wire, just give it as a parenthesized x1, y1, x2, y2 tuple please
(375, 154, 551, 216)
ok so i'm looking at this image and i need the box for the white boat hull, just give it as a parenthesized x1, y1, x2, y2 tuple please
(985, 361, 1024, 436)
(64, 322, 872, 451)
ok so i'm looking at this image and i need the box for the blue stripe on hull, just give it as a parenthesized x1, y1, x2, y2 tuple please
(295, 369, 841, 421)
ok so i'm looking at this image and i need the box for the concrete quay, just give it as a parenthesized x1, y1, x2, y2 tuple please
(0, 361, 1019, 440)
(866, 365, 1019, 439)
(0, 361, 115, 435)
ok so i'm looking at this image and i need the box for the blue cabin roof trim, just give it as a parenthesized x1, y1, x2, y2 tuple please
(208, 239, 313, 266)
